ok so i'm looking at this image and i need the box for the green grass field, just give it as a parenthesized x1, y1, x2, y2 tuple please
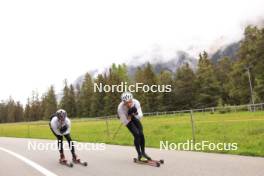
(0, 111, 264, 157)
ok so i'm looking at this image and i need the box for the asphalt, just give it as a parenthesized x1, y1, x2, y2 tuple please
(0, 137, 263, 176)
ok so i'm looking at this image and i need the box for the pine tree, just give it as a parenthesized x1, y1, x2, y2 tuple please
(14, 101, 24, 122)
(90, 74, 106, 116)
(75, 83, 82, 117)
(195, 52, 220, 107)
(238, 26, 261, 65)
(29, 91, 43, 121)
(60, 80, 77, 117)
(174, 63, 196, 109)
(104, 65, 122, 115)
(79, 73, 94, 117)
(254, 28, 264, 101)
(0, 101, 7, 123)
(227, 25, 263, 104)
(142, 63, 158, 112)
(134, 67, 145, 106)
(69, 84, 77, 117)
(42, 86, 57, 119)
(157, 70, 174, 111)
(227, 61, 252, 104)
(215, 57, 233, 105)
(24, 98, 31, 122)
(6, 97, 16, 122)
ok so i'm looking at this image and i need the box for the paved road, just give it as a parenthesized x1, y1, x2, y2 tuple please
(0, 137, 263, 176)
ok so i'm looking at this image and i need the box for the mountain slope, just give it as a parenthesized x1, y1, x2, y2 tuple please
(211, 42, 240, 63)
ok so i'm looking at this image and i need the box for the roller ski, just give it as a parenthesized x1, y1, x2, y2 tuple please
(143, 153, 164, 165)
(72, 155, 88, 167)
(133, 153, 164, 167)
(59, 154, 73, 167)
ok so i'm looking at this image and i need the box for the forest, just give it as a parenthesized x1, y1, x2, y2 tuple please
(0, 25, 263, 123)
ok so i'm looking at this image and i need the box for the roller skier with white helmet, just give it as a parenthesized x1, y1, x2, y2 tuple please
(117, 92, 164, 167)
(117, 92, 152, 161)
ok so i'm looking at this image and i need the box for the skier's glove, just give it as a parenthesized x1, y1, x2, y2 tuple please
(128, 106, 138, 116)
(60, 125, 68, 133)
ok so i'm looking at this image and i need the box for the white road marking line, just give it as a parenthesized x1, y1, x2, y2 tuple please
(0, 147, 58, 176)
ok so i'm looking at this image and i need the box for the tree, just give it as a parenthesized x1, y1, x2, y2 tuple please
(238, 25, 261, 65)
(195, 52, 220, 107)
(75, 83, 82, 117)
(27, 91, 43, 121)
(14, 101, 24, 122)
(6, 97, 16, 122)
(141, 63, 158, 112)
(134, 67, 145, 106)
(215, 57, 233, 105)
(24, 98, 31, 121)
(227, 25, 263, 104)
(254, 28, 264, 101)
(0, 101, 7, 123)
(60, 80, 77, 117)
(157, 70, 174, 111)
(174, 63, 196, 109)
(90, 74, 106, 116)
(0, 98, 23, 123)
(227, 61, 251, 104)
(103, 64, 129, 115)
(68, 84, 77, 117)
(42, 86, 57, 119)
(79, 73, 94, 117)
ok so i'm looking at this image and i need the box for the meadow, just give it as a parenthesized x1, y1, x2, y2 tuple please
(0, 111, 264, 156)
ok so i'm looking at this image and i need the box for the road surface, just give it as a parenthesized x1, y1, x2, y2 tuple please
(0, 137, 263, 176)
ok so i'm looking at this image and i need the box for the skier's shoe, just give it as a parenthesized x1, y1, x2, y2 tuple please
(59, 153, 66, 163)
(137, 154, 143, 161)
(142, 153, 152, 160)
(72, 154, 81, 163)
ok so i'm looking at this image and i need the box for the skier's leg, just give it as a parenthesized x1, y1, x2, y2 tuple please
(54, 134, 64, 161)
(139, 133, 145, 153)
(133, 118, 151, 160)
(49, 123, 64, 156)
(127, 121, 142, 158)
(64, 134, 76, 158)
(132, 118, 144, 151)
(57, 135, 64, 154)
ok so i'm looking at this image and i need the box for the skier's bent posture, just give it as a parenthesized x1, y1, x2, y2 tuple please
(117, 92, 151, 161)
(49, 109, 80, 163)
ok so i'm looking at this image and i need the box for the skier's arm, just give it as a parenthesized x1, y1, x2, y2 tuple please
(50, 118, 61, 135)
(134, 100, 143, 120)
(63, 118, 71, 135)
(118, 106, 129, 125)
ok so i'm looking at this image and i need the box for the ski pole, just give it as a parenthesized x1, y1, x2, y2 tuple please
(112, 123, 122, 140)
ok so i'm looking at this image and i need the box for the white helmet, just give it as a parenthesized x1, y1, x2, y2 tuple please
(121, 92, 133, 102)
(56, 109, 67, 120)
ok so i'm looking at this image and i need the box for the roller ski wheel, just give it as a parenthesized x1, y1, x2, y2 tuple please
(73, 158, 88, 167)
(150, 159, 164, 164)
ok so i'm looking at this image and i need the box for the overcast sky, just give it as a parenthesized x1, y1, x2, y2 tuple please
(0, 0, 264, 104)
